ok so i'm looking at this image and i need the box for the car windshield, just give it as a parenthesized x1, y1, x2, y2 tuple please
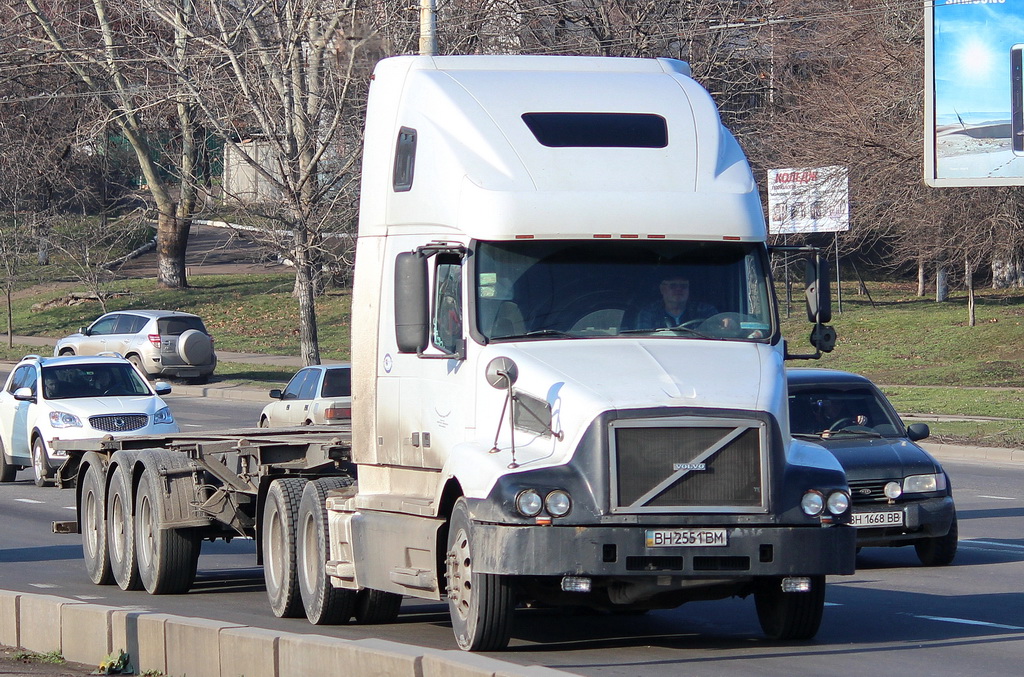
(475, 240, 775, 342)
(788, 386, 904, 438)
(43, 364, 151, 399)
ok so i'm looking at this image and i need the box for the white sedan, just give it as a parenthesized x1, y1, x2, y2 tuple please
(258, 364, 351, 427)
(0, 354, 179, 486)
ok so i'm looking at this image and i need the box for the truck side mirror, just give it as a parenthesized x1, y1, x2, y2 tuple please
(395, 252, 429, 354)
(804, 258, 832, 324)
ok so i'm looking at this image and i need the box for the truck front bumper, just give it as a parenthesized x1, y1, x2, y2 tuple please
(470, 522, 856, 577)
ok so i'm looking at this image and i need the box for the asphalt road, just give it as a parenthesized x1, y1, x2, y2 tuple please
(1, 396, 1022, 675)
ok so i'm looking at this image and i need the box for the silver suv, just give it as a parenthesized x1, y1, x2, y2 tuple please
(54, 310, 216, 383)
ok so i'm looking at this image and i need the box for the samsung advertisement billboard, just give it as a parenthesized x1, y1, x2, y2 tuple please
(925, 0, 1024, 186)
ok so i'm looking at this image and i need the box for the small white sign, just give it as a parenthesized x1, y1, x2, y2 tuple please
(767, 166, 849, 234)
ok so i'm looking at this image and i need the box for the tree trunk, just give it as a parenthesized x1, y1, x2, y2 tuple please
(917, 260, 926, 296)
(156, 209, 190, 289)
(966, 257, 976, 326)
(935, 263, 948, 302)
(292, 228, 321, 366)
(992, 254, 1024, 289)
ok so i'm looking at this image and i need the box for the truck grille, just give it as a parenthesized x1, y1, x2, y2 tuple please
(848, 479, 891, 504)
(89, 414, 149, 433)
(610, 417, 767, 513)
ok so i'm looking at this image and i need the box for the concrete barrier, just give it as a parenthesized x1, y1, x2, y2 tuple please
(1, 589, 577, 677)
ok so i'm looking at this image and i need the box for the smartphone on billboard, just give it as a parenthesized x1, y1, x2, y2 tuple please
(1012, 44, 1024, 155)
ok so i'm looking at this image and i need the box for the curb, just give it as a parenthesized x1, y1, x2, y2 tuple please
(0, 590, 575, 677)
(921, 442, 1024, 464)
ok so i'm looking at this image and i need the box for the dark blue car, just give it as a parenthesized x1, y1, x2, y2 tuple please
(787, 368, 957, 566)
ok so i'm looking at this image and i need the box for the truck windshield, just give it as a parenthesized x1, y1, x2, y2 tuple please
(475, 240, 775, 342)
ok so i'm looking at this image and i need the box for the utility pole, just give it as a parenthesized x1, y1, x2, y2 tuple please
(419, 0, 437, 56)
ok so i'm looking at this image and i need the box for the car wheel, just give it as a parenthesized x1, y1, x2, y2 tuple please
(127, 354, 151, 380)
(31, 438, 53, 488)
(446, 497, 514, 651)
(0, 440, 16, 483)
(263, 478, 308, 618)
(754, 575, 826, 641)
(58, 348, 75, 357)
(259, 417, 270, 428)
(915, 511, 958, 566)
(177, 329, 213, 365)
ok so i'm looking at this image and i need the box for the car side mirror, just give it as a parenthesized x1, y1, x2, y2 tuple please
(13, 387, 35, 402)
(80, 327, 89, 336)
(153, 381, 172, 396)
(907, 423, 930, 441)
(269, 389, 283, 399)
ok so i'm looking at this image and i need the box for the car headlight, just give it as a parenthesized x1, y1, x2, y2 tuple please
(49, 411, 82, 428)
(153, 407, 175, 425)
(903, 473, 946, 494)
(826, 490, 850, 515)
(801, 490, 824, 516)
(515, 489, 543, 517)
(545, 490, 572, 517)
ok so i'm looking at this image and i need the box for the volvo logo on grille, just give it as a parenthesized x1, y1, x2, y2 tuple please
(673, 462, 706, 471)
(113, 417, 127, 429)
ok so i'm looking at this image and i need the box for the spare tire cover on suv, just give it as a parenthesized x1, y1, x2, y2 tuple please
(177, 329, 213, 365)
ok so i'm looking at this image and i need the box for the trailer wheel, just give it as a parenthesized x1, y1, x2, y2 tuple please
(754, 575, 826, 641)
(81, 465, 113, 585)
(297, 478, 357, 625)
(445, 497, 514, 651)
(354, 589, 403, 625)
(263, 478, 308, 618)
(107, 468, 142, 591)
(134, 468, 200, 594)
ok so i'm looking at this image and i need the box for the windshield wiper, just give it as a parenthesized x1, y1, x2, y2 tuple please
(495, 329, 574, 340)
(619, 327, 709, 338)
(825, 429, 883, 438)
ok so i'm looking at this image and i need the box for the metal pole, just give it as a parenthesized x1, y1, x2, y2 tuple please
(835, 232, 842, 314)
(419, 0, 437, 56)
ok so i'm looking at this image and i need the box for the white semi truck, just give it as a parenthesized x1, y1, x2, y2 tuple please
(56, 55, 854, 652)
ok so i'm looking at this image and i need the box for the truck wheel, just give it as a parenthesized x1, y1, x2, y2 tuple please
(0, 440, 16, 483)
(354, 589, 403, 625)
(31, 438, 53, 488)
(915, 511, 958, 566)
(107, 468, 142, 591)
(297, 478, 357, 624)
(754, 575, 825, 641)
(263, 478, 308, 618)
(445, 497, 514, 651)
(135, 469, 200, 594)
(81, 465, 113, 585)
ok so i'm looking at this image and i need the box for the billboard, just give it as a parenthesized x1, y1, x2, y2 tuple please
(767, 166, 849, 235)
(926, 0, 1024, 186)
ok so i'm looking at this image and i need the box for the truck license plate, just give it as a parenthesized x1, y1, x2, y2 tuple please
(852, 510, 904, 528)
(645, 529, 728, 547)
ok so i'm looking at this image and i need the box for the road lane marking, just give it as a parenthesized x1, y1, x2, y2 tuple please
(978, 495, 1017, 500)
(14, 498, 43, 504)
(29, 583, 58, 589)
(961, 539, 1024, 552)
(915, 615, 1024, 631)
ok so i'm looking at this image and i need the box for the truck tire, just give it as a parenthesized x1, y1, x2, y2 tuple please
(0, 440, 16, 483)
(445, 497, 514, 651)
(81, 464, 113, 585)
(754, 575, 825, 641)
(107, 468, 142, 591)
(915, 511, 958, 566)
(297, 478, 357, 625)
(135, 468, 200, 594)
(263, 478, 308, 618)
(354, 589, 403, 625)
(31, 437, 53, 488)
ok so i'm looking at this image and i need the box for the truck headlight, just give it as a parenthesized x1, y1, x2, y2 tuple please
(903, 473, 946, 494)
(545, 490, 572, 517)
(801, 490, 824, 516)
(826, 491, 850, 515)
(515, 489, 543, 517)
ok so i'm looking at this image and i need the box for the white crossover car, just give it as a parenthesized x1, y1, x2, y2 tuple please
(0, 354, 179, 486)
